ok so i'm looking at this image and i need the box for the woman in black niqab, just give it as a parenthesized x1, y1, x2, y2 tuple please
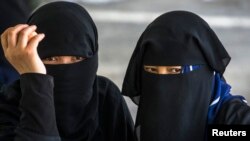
(122, 11, 250, 141)
(0, 1, 134, 141)
(27, 2, 100, 139)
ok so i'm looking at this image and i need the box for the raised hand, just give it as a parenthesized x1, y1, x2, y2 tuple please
(1, 24, 46, 74)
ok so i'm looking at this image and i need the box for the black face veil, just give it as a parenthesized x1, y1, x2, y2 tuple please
(122, 11, 231, 141)
(27, 2, 99, 140)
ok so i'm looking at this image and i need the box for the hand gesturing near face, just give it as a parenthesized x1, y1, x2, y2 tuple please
(1, 24, 46, 74)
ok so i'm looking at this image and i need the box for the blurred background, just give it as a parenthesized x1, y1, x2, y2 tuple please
(10, 0, 250, 120)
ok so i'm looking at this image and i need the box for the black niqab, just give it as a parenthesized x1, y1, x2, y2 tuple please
(28, 1, 97, 59)
(122, 11, 231, 141)
(28, 2, 99, 140)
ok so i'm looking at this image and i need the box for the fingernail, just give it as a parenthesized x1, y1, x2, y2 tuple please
(40, 33, 45, 37)
(31, 25, 37, 28)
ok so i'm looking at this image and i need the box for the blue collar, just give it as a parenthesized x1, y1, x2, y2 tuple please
(207, 73, 247, 124)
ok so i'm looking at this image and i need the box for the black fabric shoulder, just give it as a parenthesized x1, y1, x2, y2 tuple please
(97, 75, 122, 115)
(215, 98, 250, 124)
(97, 75, 126, 113)
(97, 75, 135, 141)
(97, 75, 121, 97)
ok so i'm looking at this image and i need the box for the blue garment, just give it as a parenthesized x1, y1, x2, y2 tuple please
(0, 62, 19, 85)
(207, 73, 247, 124)
(182, 65, 247, 124)
(181, 65, 201, 73)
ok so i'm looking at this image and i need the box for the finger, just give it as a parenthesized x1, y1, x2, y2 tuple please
(16, 25, 37, 49)
(7, 24, 29, 49)
(13, 24, 29, 28)
(0, 25, 15, 51)
(28, 31, 38, 40)
(26, 33, 45, 51)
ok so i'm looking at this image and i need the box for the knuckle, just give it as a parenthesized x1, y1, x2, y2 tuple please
(19, 30, 27, 37)
(9, 30, 16, 37)
(23, 49, 33, 56)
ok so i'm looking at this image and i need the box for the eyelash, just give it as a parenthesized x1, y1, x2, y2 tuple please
(144, 67, 182, 74)
(43, 57, 85, 61)
(168, 68, 181, 73)
(148, 68, 157, 72)
(44, 57, 56, 61)
(73, 56, 84, 60)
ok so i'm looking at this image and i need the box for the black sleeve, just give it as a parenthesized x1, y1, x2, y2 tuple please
(0, 73, 61, 141)
(98, 76, 136, 141)
(0, 80, 21, 141)
(215, 98, 250, 124)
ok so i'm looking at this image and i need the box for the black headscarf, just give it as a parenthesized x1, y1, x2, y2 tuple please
(27, 2, 100, 140)
(122, 11, 231, 141)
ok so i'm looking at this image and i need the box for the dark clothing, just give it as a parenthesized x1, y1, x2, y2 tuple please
(0, 73, 134, 141)
(7, 2, 135, 141)
(27, 2, 101, 138)
(122, 11, 250, 141)
(1, 2, 135, 141)
(215, 98, 250, 124)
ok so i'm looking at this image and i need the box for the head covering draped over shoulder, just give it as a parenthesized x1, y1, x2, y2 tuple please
(27, 2, 100, 140)
(122, 11, 231, 141)
(122, 11, 230, 99)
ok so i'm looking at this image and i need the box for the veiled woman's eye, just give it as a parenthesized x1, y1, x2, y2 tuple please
(149, 68, 157, 73)
(168, 68, 181, 74)
(144, 65, 182, 75)
(72, 56, 85, 61)
(144, 66, 158, 74)
(44, 57, 57, 61)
